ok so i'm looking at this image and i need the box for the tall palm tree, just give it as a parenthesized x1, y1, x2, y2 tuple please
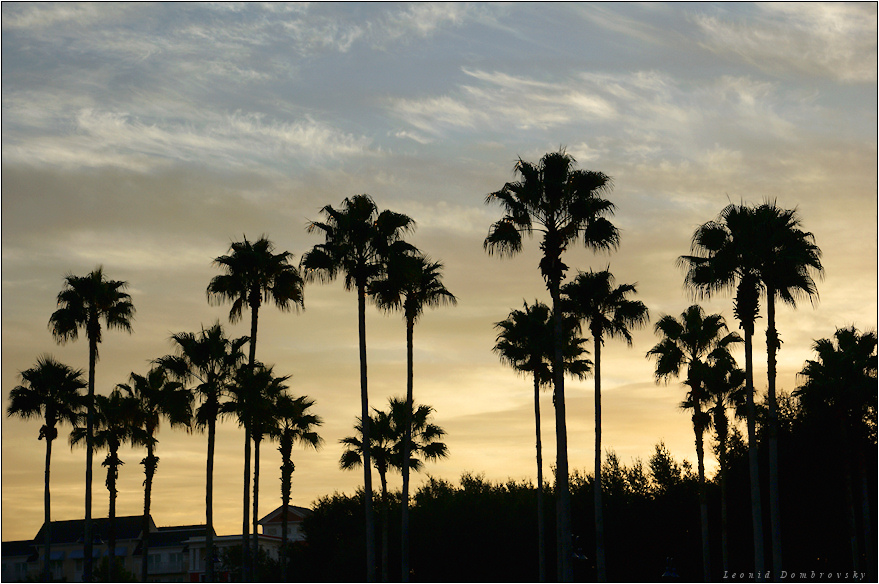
(370, 251, 456, 582)
(484, 149, 619, 582)
(680, 203, 766, 573)
(273, 394, 323, 580)
(7, 356, 86, 582)
(157, 323, 248, 583)
(562, 268, 648, 581)
(492, 301, 590, 582)
(207, 235, 305, 579)
(795, 327, 877, 576)
(70, 388, 139, 583)
(341, 397, 448, 583)
(48, 266, 134, 581)
(647, 305, 741, 582)
(302, 194, 415, 581)
(118, 366, 193, 582)
(751, 201, 823, 572)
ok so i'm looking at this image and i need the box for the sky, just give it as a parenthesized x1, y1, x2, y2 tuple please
(2, 2, 876, 542)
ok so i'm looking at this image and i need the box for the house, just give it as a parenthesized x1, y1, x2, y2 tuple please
(136, 524, 206, 583)
(257, 505, 312, 542)
(1, 540, 37, 582)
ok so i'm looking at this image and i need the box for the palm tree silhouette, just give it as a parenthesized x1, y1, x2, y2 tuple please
(795, 326, 877, 576)
(7, 356, 86, 582)
(493, 301, 590, 582)
(70, 388, 139, 583)
(751, 201, 823, 572)
(118, 367, 193, 582)
(680, 204, 766, 573)
(562, 268, 648, 581)
(207, 235, 304, 580)
(484, 149, 618, 582)
(273, 393, 323, 579)
(157, 323, 248, 583)
(302, 194, 415, 581)
(370, 251, 456, 582)
(647, 305, 741, 581)
(341, 397, 448, 583)
(48, 266, 134, 581)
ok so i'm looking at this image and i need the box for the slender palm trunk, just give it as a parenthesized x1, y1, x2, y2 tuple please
(252, 435, 262, 582)
(358, 283, 377, 582)
(550, 284, 573, 582)
(44, 433, 53, 582)
(108, 452, 118, 583)
(533, 373, 546, 583)
(743, 324, 765, 574)
(141, 446, 157, 583)
(593, 335, 606, 582)
(694, 400, 711, 582)
(717, 403, 730, 573)
(280, 450, 291, 581)
(380, 468, 389, 583)
(84, 337, 97, 582)
(766, 295, 782, 578)
(206, 414, 217, 583)
(401, 315, 414, 582)
(242, 426, 252, 582)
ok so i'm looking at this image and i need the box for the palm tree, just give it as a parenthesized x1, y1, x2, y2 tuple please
(207, 235, 304, 579)
(156, 323, 248, 583)
(795, 327, 877, 576)
(370, 251, 456, 582)
(492, 301, 590, 582)
(7, 356, 86, 582)
(48, 266, 135, 581)
(562, 268, 648, 581)
(750, 201, 823, 572)
(273, 394, 323, 580)
(341, 397, 448, 583)
(680, 203, 766, 573)
(302, 194, 415, 581)
(647, 305, 741, 581)
(70, 388, 139, 583)
(484, 149, 618, 582)
(118, 366, 193, 582)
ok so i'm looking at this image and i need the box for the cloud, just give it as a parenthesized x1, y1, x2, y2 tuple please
(692, 3, 877, 83)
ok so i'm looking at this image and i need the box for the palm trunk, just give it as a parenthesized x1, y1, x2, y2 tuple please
(84, 336, 96, 582)
(743, 324, 765, 575)
(242, 425, 252, 582)
(206, 413, 216, 583)
(766, 293, 782, 578)
(694, 401, 711, 582)
(280, 445, 291, 581)
(401, 314, 414, 582)
(380, 468, 389, 583)
(550, 284, 573, 582)
(108, 452, 118, 583)
(716, 402, 730, 574)
(44, 432, 53, 582)
(245, 298, 259, 580)
(252, 435, 261, 582)
(141, 446, 157, 583)
(534, 373, 546, 583)
(593, 335, 606, 582)
(358, 283, 377, 582)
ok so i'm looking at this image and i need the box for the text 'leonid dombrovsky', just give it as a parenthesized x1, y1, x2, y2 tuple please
(723, 572, 868, 581)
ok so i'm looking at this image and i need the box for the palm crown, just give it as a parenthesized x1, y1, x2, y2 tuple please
(8, 356, 87, 441)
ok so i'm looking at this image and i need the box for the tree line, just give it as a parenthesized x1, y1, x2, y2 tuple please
(7, 148, 876, 583)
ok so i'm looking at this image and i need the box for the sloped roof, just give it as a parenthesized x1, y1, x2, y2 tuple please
(258, 504, 312, 525)
(32, 516, 145, 545)
(2, 540, 36, 559)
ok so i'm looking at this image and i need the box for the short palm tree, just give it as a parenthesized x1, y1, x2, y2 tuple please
(680, 203, 766, 573)
(562, 268, 648, 581)
(157, 323, 248, 583)
(302, 194, 415, 581)
(273, 394, 323, 579)
(341, 397, 448, 583)
(647, 305, 741, 581)
(207, 235, 304, 580)
(493, 301, 590, 582)
(484, 149, 618, 582)
(118, 366, 193, 582)
(370, 251, 456, 582)
(795, 326, 877, 574)
(48, 266, 134, 581)
(71, 388, 139, 583)
(7, 356, 86, 582)
(751, 201, 823, 572)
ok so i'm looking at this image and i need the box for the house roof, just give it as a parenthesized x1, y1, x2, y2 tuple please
(2, 540, 36, 559)
(133, 526, 209, 554)
(257, 504, 312, 526)
(32, 516, 146, 545)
